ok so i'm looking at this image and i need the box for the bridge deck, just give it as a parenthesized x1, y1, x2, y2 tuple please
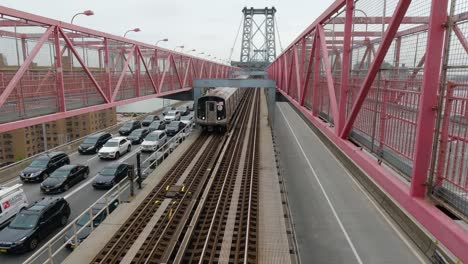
(274, 102, 425, 264)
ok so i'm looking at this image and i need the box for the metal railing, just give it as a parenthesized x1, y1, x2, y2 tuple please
(0, 101, 185, 184)
(23, 122, 195, 264)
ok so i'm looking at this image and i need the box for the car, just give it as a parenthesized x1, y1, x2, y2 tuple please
(0, 197, 70, 253)
(187, 103, 194, 111)
(92, 163, 129, 189)
(40, 165, 90, 194)
(98, 137, 132, 160)
(64, 197, 120, 249)
(165, 121, 186, 136)
(0, 184, 29, 229)
(118, 120, 141, 136)
(164, 110, 181, 123)
(20, 152, 70, 182)
(78, 132, 112, 154)
(141, 131, 167, 152)
(177, 106, 190, 116)
(162, 106, 175, 116)
(148, 120, 166, 132)
(180, 115, 194, 127)
(127, 128, 150, 145)
(141, 115, 159, 127)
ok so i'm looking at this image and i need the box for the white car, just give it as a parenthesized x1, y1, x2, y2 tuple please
(164, 110, 181, 123)
(0, 184, 29, 229)
(180, 115, 194, 127)
(141, 131, 167, 152)
(98, 137, 131, 159)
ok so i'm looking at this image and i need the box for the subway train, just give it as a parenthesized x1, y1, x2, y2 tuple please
(195, 88, 246, 131)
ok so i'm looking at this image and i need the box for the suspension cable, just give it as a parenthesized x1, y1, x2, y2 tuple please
(229, 14, 244, 62)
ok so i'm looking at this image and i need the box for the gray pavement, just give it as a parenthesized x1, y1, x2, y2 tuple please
(0, 104, 192, 264)
(274, 102, 425, 264)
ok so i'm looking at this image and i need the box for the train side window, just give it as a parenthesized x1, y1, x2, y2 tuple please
(209, 103, 215, 111)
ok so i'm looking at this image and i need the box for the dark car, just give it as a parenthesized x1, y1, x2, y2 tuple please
(177, 106, 190, 116)
(141, 115, 159, 126)
(20, 152, 70, 182)
(118, 120, 141, 136)
(148, 120, 166, 132)
(0, 197, 70, 253)
(40, 165, 89, 194)
(127, 128, 150, 144)
(165, 121, 186, 136)
(78, 132, 112, 154)
(92, 163, 129, 189)
(64, 197, 120, 249)
(162, 106, 175, 116)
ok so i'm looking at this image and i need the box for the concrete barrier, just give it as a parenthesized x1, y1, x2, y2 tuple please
(0, 102, 186, 184)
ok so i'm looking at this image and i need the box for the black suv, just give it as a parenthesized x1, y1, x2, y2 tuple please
(127, 128, 150, 144)
(148, 120, 166, 131)
(141, 115, 159, 126)
(78, 132, 112, 154)
(0, 197, 70, 253)
(165, 121, 186, 136)
(20, 152, 70, 182)
(40, 164, 90, 194)
(118, 120, 141, 136)
(177, 106, 190, 116)
(93, 163, 129, 189)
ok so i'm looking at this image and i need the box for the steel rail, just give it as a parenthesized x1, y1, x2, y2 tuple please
(91, 134, 209, 263)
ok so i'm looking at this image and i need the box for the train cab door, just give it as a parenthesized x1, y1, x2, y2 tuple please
(206, 101, 217, 123)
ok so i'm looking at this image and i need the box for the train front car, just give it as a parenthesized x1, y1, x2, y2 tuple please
(196, 88, 237, 132)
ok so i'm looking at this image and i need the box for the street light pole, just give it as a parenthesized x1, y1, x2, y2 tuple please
(124, 28, 141, 38)
(155, 38, 168, 46)
(70, 10, 94, 24)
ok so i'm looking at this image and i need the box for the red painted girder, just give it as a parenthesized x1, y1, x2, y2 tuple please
(59, 27, 109, 103)
(340, 0, 413, 138)
(410, 0, 449, 198)
(0, 88, 192, 133)
(112, 45, 136, 101)
(337, 0, 353, 133)
(136, 47, 158, 93)
(0, 26, 54, 108)
(317, 25, 339, 125)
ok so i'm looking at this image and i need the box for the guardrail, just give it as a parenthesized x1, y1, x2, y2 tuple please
(0, 101, 186, 184)
(23, 123, 195, 264)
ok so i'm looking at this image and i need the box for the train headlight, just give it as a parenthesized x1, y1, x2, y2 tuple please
(202, 116, 205, 120)
(217, 117, 221, 120)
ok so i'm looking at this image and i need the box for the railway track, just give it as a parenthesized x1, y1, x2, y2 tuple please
(92, 88, 260, 264)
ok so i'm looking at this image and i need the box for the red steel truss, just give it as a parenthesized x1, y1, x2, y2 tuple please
(0, 6, 238, 133)
(266, 0, 468, 261)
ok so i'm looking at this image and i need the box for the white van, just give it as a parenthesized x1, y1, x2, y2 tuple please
(0, 184, 29, 228)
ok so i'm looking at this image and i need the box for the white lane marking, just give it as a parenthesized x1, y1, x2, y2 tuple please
(277, 104, 364, 264)
(63, 169, 108, 199)
(4, 177, 20, 186)
(278, 104, 426, 263)
(64, 146, 140, 199)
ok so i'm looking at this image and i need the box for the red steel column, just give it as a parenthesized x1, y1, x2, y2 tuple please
(338, 0, 354, 133)
(53, 26, 66, 112)
(135, 46, 141, 97)
(103, 37, 111, 100)
(312, 31, 321, 116)
(410, 0, 449, 197)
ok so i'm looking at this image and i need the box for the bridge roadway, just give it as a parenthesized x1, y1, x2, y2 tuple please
(0, 104, 192, 264)
(274, 102, 427, 264)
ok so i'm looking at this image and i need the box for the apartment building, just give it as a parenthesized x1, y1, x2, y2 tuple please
(0, 107, 116, 166)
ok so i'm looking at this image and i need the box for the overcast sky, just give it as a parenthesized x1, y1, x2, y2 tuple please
(2, 0, 334, 61)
